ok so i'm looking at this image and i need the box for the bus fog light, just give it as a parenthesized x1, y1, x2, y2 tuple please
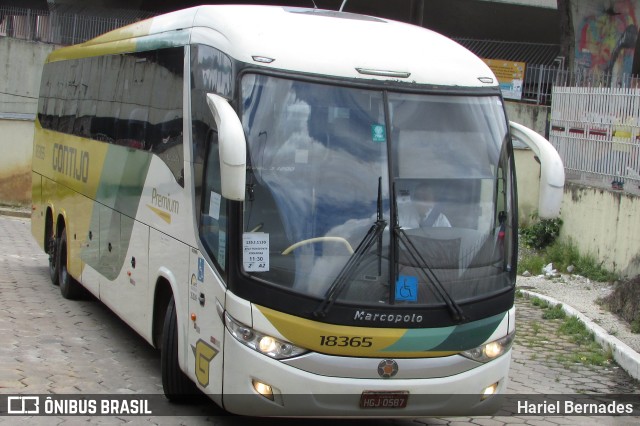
(252, 379, 274, 401)
(460, 331, 514, 363)
(481, 382, 499, 400)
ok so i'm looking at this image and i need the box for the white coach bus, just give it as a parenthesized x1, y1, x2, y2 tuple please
(31, 5, 564, 416)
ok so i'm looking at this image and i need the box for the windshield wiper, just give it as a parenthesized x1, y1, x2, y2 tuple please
(391, 184, 466, 323)
(314, 177, 386, 318)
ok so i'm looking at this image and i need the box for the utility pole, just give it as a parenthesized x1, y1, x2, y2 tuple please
(410, 0, 425, 27)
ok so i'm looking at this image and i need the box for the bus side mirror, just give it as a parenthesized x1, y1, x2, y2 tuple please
(509, 121, 565, 219)
(206, 93, 247, 201)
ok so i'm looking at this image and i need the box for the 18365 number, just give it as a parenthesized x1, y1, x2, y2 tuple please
(319, 335, 373, 347)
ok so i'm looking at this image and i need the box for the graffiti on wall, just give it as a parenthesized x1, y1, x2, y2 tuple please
(575, 0, 639, 82)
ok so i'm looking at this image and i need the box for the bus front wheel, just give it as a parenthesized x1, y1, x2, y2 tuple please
(161, 296, 198, 402)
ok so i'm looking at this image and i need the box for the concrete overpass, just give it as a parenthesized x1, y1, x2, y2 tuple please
(41, 0, 561, 44)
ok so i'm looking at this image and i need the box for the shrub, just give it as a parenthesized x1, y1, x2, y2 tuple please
(599, 276, 640, 332)
(518, 239, 618, 282)
(519, 214, 563, 250)
(517, 254, 546, 275)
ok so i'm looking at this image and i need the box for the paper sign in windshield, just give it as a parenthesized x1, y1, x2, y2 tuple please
(208, 191, 221, 220)
(243, 233, 269, 272)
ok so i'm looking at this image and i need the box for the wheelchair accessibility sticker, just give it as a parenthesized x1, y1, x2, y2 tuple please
(395, 275, 418, 302)
(197, 257, 205, 282)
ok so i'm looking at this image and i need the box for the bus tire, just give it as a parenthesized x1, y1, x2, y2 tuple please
(48, 225, 59, 286)
(58, 227, 84, 300)
(161, 296, 199, 402)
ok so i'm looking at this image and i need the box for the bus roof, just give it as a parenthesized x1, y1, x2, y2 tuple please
(50, 5, 498, 89)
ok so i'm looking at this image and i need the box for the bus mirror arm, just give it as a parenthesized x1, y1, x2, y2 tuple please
(509, 121, 565, 219)
(206, 93, 247, 201)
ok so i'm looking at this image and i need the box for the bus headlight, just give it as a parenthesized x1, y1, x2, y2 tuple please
(225, 313, 308, 359)
(460, 331, 515, 363)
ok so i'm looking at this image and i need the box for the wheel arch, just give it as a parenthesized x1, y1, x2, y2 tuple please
(54, 209, 67, 239)
(152, 276, 174, 350)
(151, 267, 190, 372)
(44, 207, 53, 252)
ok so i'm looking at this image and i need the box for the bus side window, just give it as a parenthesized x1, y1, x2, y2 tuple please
(190, 44, 234, 273)
(200, 131, 227, 273)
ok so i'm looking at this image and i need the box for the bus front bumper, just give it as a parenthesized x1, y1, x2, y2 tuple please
(218, 329, 512, 417)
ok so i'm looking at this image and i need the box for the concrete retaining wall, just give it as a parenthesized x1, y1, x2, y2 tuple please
(505, 101, 549, 137)
(0, 119, 34, 205)
(560, 183, 640, 278)
(0, 38, 53, 115)
(505, 99, 640, 278)
(0, 38, 56, 206)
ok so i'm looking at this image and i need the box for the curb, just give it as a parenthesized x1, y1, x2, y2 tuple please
(0, 208, 31, 219)
(520, 290, 640, 382)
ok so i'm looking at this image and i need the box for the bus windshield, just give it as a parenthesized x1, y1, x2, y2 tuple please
(240, 73, 515, 309)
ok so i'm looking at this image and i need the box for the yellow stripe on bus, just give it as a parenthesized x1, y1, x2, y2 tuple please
(256, 305, 458, 358)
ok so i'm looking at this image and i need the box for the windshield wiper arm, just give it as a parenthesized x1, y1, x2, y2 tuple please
(314, 177, 386, 318)
(393, 225, 467, 323)
(390, 183, 465, 322)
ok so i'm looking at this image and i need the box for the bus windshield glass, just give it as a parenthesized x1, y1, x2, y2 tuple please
(240, 73, 514, 309)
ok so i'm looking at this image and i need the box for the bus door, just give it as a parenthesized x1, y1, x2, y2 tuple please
(187, 248, 225, 404)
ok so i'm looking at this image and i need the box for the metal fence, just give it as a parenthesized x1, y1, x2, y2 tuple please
(555, 67, 640, 90)
(549, 86, 640, 193)
(521, 64, 640, 106)
(521, 64, 557, 105)
(0, 6, 150, 46)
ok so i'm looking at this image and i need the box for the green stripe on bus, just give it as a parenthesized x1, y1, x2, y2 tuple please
(382, 312, 506, 352)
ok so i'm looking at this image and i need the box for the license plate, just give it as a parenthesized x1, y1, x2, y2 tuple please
(360, 391, 409, 409)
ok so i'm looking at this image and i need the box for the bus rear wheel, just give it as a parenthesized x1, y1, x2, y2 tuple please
(161, 296, 199, 402)
(58, 227, 84, 300)
(48, 225, 59, 286)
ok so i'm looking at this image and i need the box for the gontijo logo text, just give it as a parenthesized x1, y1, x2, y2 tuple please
(52, 143, 89, 183)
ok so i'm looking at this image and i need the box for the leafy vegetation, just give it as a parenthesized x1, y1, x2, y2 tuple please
(518, 239, 618, 282)
(519, 214, 563, 250)
(518, 254, 546, 277)
(525, 297, 613, 366)
(518, 212, 634, 336)
(557, 316, 613, 366)
(559, 316, 594, 346)
(542, 303, 567, 320)
(529, 296, 550, 308)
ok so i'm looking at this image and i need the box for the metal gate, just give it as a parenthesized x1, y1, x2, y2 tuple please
(549, 87, 640, 193)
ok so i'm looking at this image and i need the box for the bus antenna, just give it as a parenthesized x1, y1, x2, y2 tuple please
(310, 0, 318, 9)
(339, 0, 348, 12)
